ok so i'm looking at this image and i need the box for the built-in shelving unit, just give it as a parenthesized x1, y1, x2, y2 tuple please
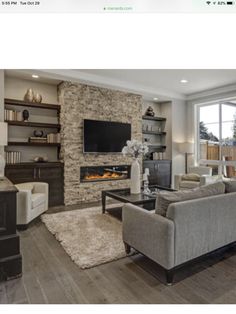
(4, 77, 64, 207)
(4, 98, 61, 163)
(142, 114, 167, 159)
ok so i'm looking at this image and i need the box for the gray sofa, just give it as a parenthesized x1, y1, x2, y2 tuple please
(122, 190, 236, 285)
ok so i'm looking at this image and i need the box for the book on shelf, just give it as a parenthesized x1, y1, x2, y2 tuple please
(5, 151, 21, 164)
(29, 137, 47, 143)
(4, 109, 22, 122)
(47, 133, 61, 143)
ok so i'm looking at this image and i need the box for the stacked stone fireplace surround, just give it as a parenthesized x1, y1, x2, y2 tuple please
(58, 82, 142, 205)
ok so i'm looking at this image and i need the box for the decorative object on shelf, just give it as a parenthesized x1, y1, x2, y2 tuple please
(122, 140, 149, 194)
(145, 106, 155, 117)
(33, 156, 48, 163)
(33, 93, 42, 103)
(0, 122, 8, 179)
(29, 136, 47, 143)
(5, 151, 21, 164)
(22, 109, 29, 122)
(4, 109, 22, 121)
(143, 168, 151, 195)
(24, 88, 34, 102)
(33, 130, 44, 137)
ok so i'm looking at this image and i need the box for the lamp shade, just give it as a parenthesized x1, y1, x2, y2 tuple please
(178, 142, 194, 154)
(0, 122, 8, 146)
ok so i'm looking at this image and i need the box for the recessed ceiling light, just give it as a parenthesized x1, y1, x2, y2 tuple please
(32, 74, 39, 79)
(180, 79, 188, 83)
(153, 97, 159, 101)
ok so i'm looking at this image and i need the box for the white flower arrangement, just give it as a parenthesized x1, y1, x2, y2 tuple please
(122, 140, 149, 159)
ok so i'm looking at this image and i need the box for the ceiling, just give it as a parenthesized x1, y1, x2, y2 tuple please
(79, 69, 236, 97)
(5, 69, 236, 101)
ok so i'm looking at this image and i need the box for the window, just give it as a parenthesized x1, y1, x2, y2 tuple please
(197, 101, 236, 177)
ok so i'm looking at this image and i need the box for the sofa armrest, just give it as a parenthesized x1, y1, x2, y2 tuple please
(16, 190, 32, 225)
(166, 192, 236, 266)
(199, 175, 216, 186)
(122, 203, 175, 269)
(33, 182, 48, 194)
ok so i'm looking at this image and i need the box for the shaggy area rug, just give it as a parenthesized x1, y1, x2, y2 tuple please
(41, 204, 129, 269)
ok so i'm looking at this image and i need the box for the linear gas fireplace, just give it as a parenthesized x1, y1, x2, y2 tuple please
(80, 165, 131, 183)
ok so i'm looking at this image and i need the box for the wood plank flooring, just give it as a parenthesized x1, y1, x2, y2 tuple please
(1, 202, 236, 304)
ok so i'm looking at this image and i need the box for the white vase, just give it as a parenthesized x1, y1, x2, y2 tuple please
(130, 158, 141, 194)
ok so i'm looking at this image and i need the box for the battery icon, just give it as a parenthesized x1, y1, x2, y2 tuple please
(227, 1, 234, 4)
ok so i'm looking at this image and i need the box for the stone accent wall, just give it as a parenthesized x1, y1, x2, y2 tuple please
(58, 82, 142, 205)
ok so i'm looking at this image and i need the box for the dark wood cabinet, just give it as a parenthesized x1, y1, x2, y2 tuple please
(5, 162, 64, 207)
(0, 178, 22, 281)
(143, 160, 172, 188)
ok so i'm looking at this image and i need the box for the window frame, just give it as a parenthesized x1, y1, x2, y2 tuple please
(195, 97, 236, 175)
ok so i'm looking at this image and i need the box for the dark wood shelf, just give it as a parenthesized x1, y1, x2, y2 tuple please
(8, 142, 60, 147)
(6, 120, 60, 129)
(147, 144, 167, 149)
(5, 98, 60, 111)
(142, 130, 166, 135)
(142, 115, 166, 122)
(6, 162, 63, 168)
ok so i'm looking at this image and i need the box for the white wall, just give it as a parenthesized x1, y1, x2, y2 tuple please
(171, 98, 187, 183)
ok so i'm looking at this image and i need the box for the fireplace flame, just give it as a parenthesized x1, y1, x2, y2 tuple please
(84, 171, 125, 181)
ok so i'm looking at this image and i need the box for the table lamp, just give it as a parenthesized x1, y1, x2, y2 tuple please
(178, 142, 194, 174)
(0, 122, 8, 179)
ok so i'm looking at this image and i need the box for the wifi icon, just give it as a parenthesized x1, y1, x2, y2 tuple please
(206, 1, 211, 4)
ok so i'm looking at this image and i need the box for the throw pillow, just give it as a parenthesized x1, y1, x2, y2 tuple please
(181, 173, 200, 182)
(224, 180, 236, 193)
(155, 181, 225, 216)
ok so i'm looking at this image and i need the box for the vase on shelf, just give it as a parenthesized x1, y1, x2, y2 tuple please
(130, 158, 141, 194)
(24, 88, 34, 102)
(34, 93, 42, 103)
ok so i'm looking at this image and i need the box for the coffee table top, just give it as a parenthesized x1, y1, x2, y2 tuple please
(103, 185, 175, 205)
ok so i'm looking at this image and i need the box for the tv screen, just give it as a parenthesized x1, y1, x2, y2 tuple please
(83, 119, 131, 153)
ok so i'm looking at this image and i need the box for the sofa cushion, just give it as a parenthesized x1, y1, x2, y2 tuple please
(224, 180, 236, 193)
(181, 173, 200, 182)
(179, 181, 200, 189)
(155, 182, 225, 216)
(31, 193, 45, 208)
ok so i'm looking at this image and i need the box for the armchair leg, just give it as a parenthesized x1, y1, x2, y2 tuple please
(124, 242, 131, 254)
(165, 269, 174, 286)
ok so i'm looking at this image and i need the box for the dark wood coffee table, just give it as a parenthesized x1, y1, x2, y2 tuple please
(102, 185, 175, 214)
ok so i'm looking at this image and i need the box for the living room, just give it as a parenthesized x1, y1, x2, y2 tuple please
(1, 69, 236, 304)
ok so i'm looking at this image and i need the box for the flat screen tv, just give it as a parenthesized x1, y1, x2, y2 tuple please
(83, 119, 131, 153)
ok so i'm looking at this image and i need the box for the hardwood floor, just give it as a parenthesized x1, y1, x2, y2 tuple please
(1, 202, 236, 304)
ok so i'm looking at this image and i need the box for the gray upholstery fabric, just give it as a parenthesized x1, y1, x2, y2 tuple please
(166, 192, 236, 266)
(181, 173, 200, 181)
(224, 180, 236, 193)
(155, 182, 225, 216)
(122, 203, 175, 269)
(179, 181, 200, 189)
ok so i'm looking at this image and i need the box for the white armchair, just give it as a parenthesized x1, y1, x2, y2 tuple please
(175, 166, 213, 190)
(15, 182, 49, 228)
